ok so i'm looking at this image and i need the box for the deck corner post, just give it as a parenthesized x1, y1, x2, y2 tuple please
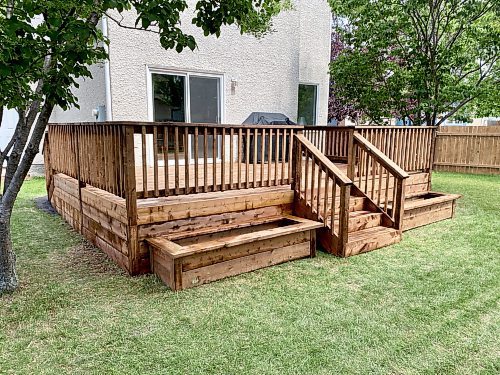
(338, 184, 351, 257)
(428, 126, 438, 190)
(123, 125, 139, 274)
(347, 128, 356, 180)
(394, 178, 406, 232)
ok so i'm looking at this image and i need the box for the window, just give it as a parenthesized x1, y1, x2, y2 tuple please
(297, 84, 318, 125)
(150, 70, 222, 162)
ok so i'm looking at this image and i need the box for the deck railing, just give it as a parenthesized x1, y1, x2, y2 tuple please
(46, 123, 126, 197)
(293, 134, 353, 251)
(304, 126, 355, 162)
(351, 133, 409, 230)
(46, 122, 302, 200)
(134, 122, 302, 198)
(304, 125, 436, 173)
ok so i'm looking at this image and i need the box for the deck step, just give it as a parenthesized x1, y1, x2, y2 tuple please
(346, 226, 401, 256)
(326, 210, 383, 233)
(148, 215, 322, 290)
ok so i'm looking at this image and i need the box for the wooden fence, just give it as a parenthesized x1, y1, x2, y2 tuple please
(434, 126, 500, 175)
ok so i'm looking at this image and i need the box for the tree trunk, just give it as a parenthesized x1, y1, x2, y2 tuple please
(0, 203, 17, 293)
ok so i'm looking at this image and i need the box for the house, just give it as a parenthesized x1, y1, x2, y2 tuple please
(50, 0, 332, 126)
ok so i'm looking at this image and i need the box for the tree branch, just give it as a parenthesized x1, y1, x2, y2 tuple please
(105, 12, 161, 34)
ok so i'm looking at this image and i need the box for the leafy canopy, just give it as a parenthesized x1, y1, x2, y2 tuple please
(0, 0, 288, 112)
(328, 0, 499, 125)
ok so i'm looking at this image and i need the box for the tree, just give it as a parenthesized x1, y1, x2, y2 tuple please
(0, 0, 287, 293)
(328, 0, 499, 125)
(328, 29, 362, 124)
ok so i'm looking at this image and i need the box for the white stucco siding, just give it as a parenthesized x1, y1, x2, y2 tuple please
(107, 3, 303, 124)
(299, 0, 332, 125)
(50, 62, 107, 123)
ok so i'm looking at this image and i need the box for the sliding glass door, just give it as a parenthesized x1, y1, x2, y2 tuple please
(151, 70, 222, 164)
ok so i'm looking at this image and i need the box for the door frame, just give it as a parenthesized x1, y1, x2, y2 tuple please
(146, 65, 225, 166)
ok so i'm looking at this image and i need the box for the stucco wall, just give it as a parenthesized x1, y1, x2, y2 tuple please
(50, 62, 107, 123)
(107, 0, 331, 124)
(298, 0, 331, 125)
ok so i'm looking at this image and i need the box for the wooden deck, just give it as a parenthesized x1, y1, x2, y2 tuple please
(44, 122, 461, 290)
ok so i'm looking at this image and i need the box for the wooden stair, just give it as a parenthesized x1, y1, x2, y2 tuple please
(147, 214, 322, 290)
(311, 195, 402, 257)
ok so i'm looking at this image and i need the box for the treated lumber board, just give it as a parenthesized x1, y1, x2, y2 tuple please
(346, 227, 401, 256)
(179, 231, 311, 272)
(401, 193, 461, 210)
(138, 205, 292, 239)
(177, 220, 322, 256)
(137, 189, 295, 225)
(166, 215, 285, 241)
(403, 204, 454, 230)
(181, 242, 310, 289)
(81, 216, 128, 255)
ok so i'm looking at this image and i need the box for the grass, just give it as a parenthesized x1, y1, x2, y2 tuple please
(1, 172, 499, 374)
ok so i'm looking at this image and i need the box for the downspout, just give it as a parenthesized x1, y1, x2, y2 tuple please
(102, 16, 113, 121)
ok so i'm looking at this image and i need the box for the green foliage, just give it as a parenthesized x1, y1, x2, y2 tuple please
(0, 0, 286, 111)
(328, 0, 500, 125)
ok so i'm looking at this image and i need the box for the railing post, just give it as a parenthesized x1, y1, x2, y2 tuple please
(123, 125, 139, 274)
(291, 134, 301, 192)
(428, 126, 438, 190)
(347, 128, 356, 180)
(393, 178, 406, 231)
(338, 184, 351, 257)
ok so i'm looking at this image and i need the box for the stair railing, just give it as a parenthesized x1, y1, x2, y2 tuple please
(350, 133, 409, 230)
(293, 134, 353, 254)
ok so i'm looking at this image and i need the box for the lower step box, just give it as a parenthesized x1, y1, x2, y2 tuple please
(147, 216, 323, 290)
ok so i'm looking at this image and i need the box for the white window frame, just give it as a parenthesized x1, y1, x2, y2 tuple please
(146, 66, 225, 166)
(298, 82, 319, 126)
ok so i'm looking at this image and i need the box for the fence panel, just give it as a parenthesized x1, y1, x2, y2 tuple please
(434, 126, 500, 175)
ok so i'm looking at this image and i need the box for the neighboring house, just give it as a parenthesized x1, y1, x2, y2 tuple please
(2, 0, 332, 169)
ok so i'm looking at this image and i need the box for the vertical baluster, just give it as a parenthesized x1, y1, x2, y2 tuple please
(184, 127, 190, 194)
(323, 170, 330, 224)
(163, 127, 169, 196)
(238, 128, 242, 189)
(153, 126, 159, 197)
(288, 129, 294, 184)
(141, 125, 148, 198)
(371, 157, 376, 200)
(331, 179, 337, 235)
(230, 128, 234, 190)
(174, 126, 180, 195)
(377, 162, 383, 206)
(274, 128, 279, 186)
(245, 128, 250, 188)
(310, 154, 316, 209)
(204, 127, 208, 193)
(384, 169, 390, 212)
(260, 129, 266, 187)
(253, 128, 258, 188)
(213, 127, 217, 191)
(267, 128, 273, 186)
(194, 126, 199, 193)
(304, 149, 309, 203)
(364, 152, 370, 194)
(221, 128, 226, 191)
(316, 163, 322, 216)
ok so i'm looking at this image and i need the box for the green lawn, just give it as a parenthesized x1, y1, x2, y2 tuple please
(1, 172, 499, 374)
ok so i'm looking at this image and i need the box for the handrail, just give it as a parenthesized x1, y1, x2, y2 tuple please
(292, 134, 352, 256)
(352, 133, 408, 230)
(353, 133, 409, 179)
(295, 134, 352, 186)
(303, 125, 356, 130)
(48, 121, 304, 130)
